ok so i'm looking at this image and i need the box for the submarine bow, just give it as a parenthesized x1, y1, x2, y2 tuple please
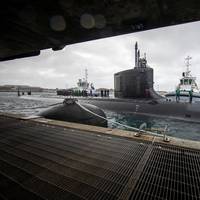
(39, 98, 107, 127)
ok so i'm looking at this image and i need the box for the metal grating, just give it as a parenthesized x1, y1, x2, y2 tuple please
(0, 116, 147, 200)
(129, 144, 200, 200)
(0, 115, 200, 200)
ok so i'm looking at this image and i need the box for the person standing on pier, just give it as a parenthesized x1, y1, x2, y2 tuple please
(17, 88, 20, 97)
(175, 86, 180, 102)
(189, 89, 193, 103)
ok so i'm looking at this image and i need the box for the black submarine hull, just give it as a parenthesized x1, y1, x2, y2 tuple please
(39, 100, 107, 127)
(78, 98, 200, 122)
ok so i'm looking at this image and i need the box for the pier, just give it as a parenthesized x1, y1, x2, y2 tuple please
(0, 113, 200, 199)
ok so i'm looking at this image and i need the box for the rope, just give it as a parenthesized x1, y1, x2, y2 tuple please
(76, 101, 162, 137)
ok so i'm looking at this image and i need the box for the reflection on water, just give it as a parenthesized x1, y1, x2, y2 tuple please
(0, 92, 200, 141)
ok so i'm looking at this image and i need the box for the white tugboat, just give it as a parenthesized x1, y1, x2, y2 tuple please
(75, 69, 97, 96)
(57, 69, 97, 96)
(166, 56, 200, 103)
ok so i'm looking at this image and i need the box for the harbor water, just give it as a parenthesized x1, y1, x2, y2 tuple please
(1, 92, 200, 141)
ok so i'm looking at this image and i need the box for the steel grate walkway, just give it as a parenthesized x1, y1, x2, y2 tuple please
(0, 115, 200, 200)
(129, 144, 200, 200)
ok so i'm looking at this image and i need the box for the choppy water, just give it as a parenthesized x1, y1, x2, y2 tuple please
(1, 92, 200, 141)
(106, 111, 200, 141)
(0, 92, 62, 116)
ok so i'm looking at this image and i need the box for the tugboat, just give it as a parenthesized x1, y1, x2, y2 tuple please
(76, 69, 97, 96)
(166, 56, 200, 103)
(57, 69, 98, 96)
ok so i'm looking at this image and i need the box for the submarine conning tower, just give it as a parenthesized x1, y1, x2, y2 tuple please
(114, 42, 160, 99)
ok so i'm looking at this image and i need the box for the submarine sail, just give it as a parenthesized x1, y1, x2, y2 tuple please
(114, 42, 161, 99)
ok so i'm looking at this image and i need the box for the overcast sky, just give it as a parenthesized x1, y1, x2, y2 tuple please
(1, 21, 200, 91)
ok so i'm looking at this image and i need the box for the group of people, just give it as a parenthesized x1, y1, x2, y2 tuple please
(175, 87, 193, 103)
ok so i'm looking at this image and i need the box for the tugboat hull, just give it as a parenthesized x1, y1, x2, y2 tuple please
(166, 91, 200, 103)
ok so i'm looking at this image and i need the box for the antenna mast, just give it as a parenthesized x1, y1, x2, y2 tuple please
(85, 68, 88, 85)
(135, 42, 138, 67)
(185, 56, 192, 75)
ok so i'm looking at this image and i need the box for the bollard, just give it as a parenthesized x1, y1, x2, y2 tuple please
(163, 124, 170, 142)
(135, 122, 147, 137)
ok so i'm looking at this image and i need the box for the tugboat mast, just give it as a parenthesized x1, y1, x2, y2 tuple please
(185, 56, 192, 76)
(85, 68, 88, 87)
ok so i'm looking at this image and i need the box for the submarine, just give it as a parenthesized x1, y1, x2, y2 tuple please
(76, 42, 200, 123)
(39, 98, 107, 127)
(40, 42, 200, 125)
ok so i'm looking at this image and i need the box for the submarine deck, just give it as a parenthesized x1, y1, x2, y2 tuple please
(0, 113, 200, 200)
